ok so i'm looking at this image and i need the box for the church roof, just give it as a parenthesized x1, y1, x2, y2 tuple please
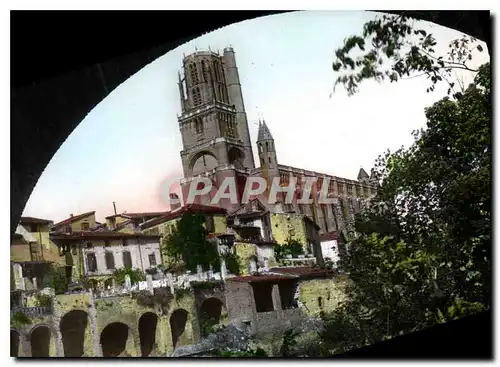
(257, 120, 273, 141)
(357, 167, 370, 180)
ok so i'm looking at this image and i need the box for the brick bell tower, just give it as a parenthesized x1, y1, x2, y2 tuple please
(177, 47, 255, 211)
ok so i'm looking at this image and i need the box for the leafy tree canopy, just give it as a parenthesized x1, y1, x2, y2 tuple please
(320, 62, 491, 354)
(332, 13, 487, 96)
(162, 210, 220, 272)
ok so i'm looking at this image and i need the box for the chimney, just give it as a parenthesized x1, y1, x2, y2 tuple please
(113, 202, 117, 215)
(169, 193, 181, 211)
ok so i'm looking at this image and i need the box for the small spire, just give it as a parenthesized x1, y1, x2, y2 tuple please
(257, 119, 273, 142)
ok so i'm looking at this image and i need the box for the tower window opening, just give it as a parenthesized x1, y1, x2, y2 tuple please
(261, 158, 264, 166)
(213, 61, 220, 81)
(266, 142, 270, 151)
(258, 144, 263, 154)
(193, 87, 201, 106)
(202, 60, 210, 82)
(190, 62, 199, 85)
(195, 118, 204, 135)
(268, 156, 272, 164)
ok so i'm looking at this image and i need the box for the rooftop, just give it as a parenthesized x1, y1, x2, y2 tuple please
(140, 204, 227, 230)
(19, 216, 53, 225)
(53, 211, 95, 228)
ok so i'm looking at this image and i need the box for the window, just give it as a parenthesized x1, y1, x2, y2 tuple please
(86, 253, 97, 272)
(195, 118, 204, 134)
(86, 243, 94, 250)
(105, 252, 115, 270)
(193, 87, 201, 106)
(104, 240, 110, 248)
(81, 222, 90, 231)
(205, 215, 215, 233)
(260, 157, 264, 166)
(266, 142, 270, 151)
(148, 253, 157, 267)
(213, 61, 220, 81)
(268, 156, 272, 164)
(258, 144, 263, 154)
(29, 224, 38, 232)
(189, 62, 199, 84)
(122, 251, 132, 269)
(202, 60, 210, 82)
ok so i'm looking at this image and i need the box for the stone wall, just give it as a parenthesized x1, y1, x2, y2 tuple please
(298, 275, 350, 317)
(270, 213, 308, 249)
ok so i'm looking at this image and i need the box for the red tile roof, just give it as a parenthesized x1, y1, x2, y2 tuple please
(53, 211, 95, 228)
(50, 232, 159, 241)
(19, 216, 53, 224)
(227, 273, 298, 283)
(105, 211, 168, 220)
(141, 204, 227, 230)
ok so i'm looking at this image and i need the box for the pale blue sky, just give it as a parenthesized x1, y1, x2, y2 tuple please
(22, 11, 489, 223)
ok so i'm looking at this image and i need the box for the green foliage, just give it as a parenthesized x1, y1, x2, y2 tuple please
(162, 211, 220, 272)
(319, 63, 491, 355)
(191, 280, 224, 290)
(280, 330, 299, 357)
(275, 238, 304, 260)
(145, 267, 158, 275)
(332, 13, 486, 96)
(11, 312, 32, 327)
(34, 293, 52, 308)
(132, 288, 173, 309)
(220, 250, 241, 275)
(174, 287, 191, 300)
(113, 267, 145, 285)
(43, 266, 68, 295)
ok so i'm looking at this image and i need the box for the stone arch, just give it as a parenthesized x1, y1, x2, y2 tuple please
(100, 322, 129, 357)
(169, 308, 189, 349)
(228, 147, 245, 169)
(190, 151, 218, 176)
(199, 297, 227, 336)
(60, 310, 88, 357)
(138, 312, 158, 357)
(11, 329, 21, 357)
(30, 325, 51, 357)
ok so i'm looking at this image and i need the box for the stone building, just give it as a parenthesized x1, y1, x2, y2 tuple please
(175, 47, 378, 262)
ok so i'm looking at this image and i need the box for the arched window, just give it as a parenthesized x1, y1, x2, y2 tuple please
(268, 156, 272, 164)
(195, 118, 204, 135)
(258, 144, 263, 154)
(193, 87, 201, 106)
(201, 60, 210, 82)
(105, 252, 115, 270)
(213, 61, 220, 81)
(190, 63, 199, 85)
(266, 142, 270, 151)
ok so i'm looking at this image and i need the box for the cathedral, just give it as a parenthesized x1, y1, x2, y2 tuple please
(176, 47, 378, 238)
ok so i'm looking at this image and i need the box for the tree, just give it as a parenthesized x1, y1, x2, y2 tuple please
(319, 63, 490, 355)
(162, 210, 220, 272)
(332, 13, 487, 96)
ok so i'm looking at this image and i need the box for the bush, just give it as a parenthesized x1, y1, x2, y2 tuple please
(113, 267, 145, 285)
